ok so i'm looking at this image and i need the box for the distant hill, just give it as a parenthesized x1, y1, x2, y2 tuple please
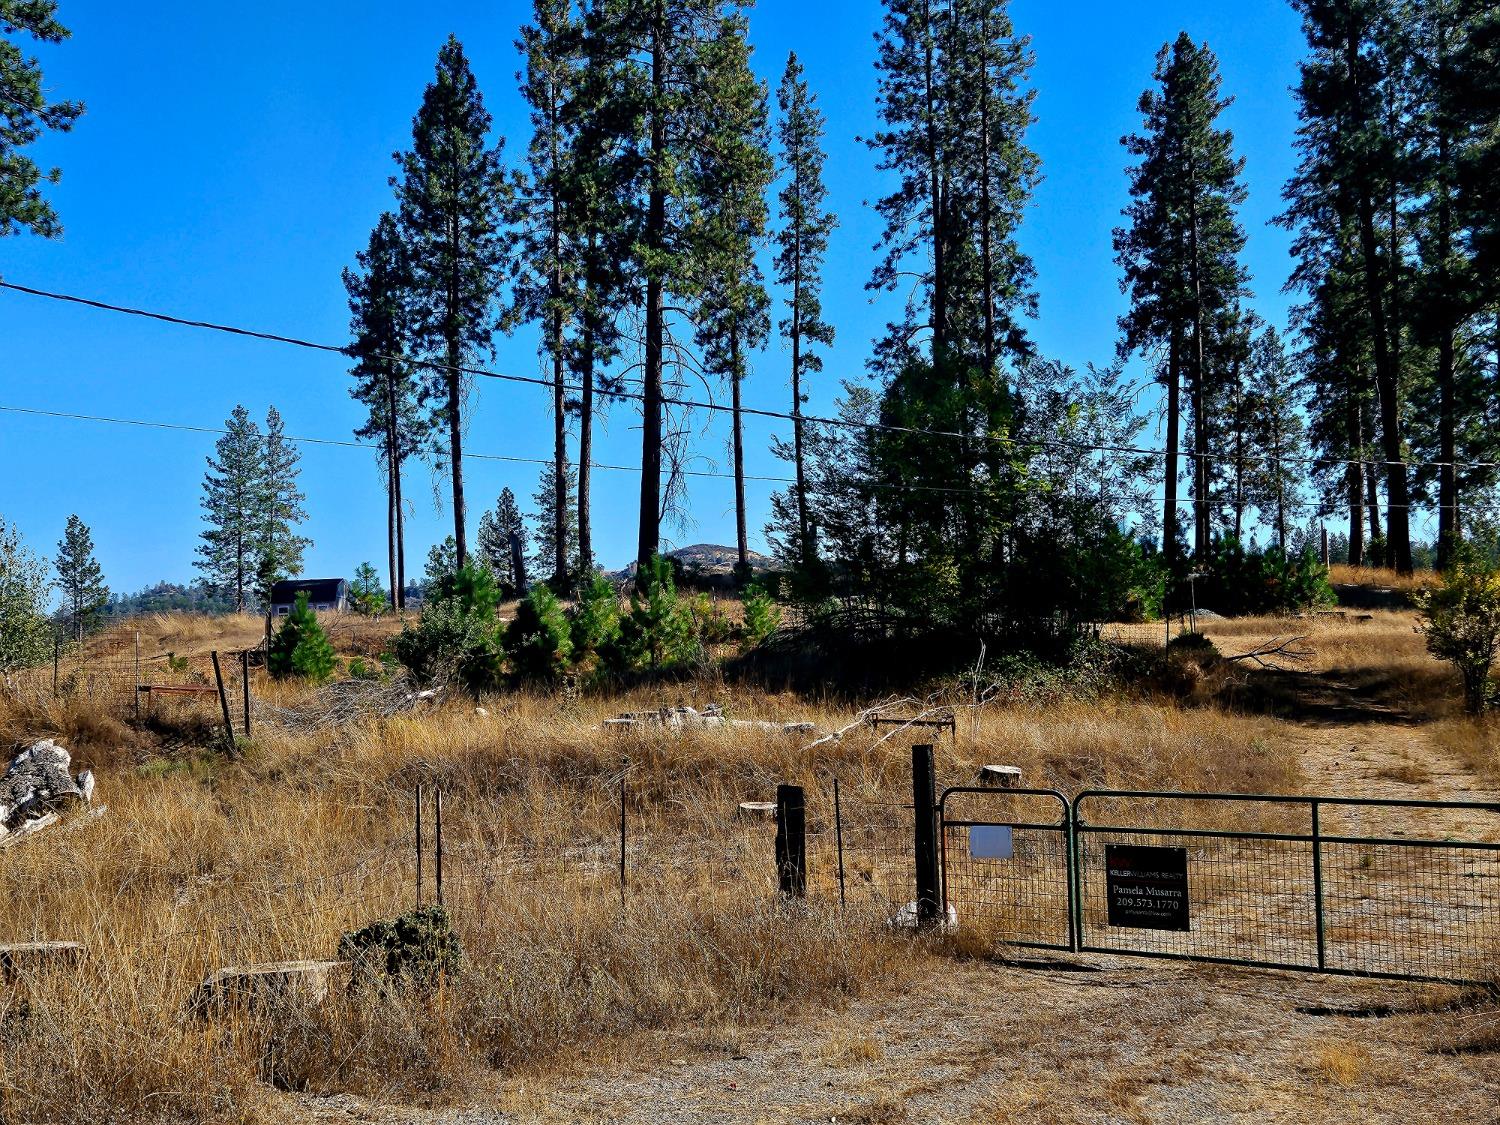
(613, 544, 774, 580)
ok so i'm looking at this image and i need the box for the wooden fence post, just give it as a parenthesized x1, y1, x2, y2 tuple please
(775, 784, 806, 899)
(912, 744, 941, 926)
(210, 652, 235, 752)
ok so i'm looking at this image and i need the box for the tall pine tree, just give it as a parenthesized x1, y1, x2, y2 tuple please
(53, 514, 107, 642)
(585, 0, 738, 582)
(476, 486, 529, 596)
(346, 211, 425, 609)
(516, 0, 583, 590)
(256, 406, 311, 603)
(693, 16, 773, 573)
(394, 36, 512, 568)
(196, 406, 265, 612)
(772, 52, 837, 567)
(1115, 33, 1250, 564)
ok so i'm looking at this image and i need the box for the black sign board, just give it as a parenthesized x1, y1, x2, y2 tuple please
(1105, 844, 1190, 931)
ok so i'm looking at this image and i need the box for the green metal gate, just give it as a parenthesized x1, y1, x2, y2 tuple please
(937, 784, 1500, 985)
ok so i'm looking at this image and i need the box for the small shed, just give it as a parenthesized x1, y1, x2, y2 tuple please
(269, 578, 348, 617)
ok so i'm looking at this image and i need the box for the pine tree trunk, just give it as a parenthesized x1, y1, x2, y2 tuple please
(922, 0, 945, 367)
(636, 1, 667, 585)
(1164, 328, 1182, 571)
(552, 313, 568, 590)
(446, 346, 468, 569)
(1435, 35, 1459, 569)
(732, 337, 748, 570)
(1345, 27, 1409, 574)
(579, 294, 596, 578)
(384, 368, 401, 608)
(791, 259, 810, 566)
(1187, 177, 1211, 557)
(394, 445, 406, 610)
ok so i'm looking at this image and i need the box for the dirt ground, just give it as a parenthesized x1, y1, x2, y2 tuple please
(287, 613, 1500, 1125)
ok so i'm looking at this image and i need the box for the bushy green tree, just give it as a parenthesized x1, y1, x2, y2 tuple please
(268, 592, 338, 684)
(0, 514, 52, 672)
(617, 554, 692, 671)
(393, 562, 506, 693)
(1415, 543, 1500, 715)
(569, 573, 621, 662)
(350, 562, 388, 617)
(740, 581, 781, 649)
(505, 584, 573, 682)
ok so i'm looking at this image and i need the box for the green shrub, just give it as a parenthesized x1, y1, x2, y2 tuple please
(1192, 539, 1334, 616)
(615, 554, 692, 672)
(267, 592, 338, 684)
(740, 582, 781, 649)
(688, 592, 733, 646)
(1415, 544, 1500, 715)
(505, 584, 573, 682)
(392, 562, 506, 693)
(347, 656, 385, 681)
(337, 906, 462, 992)
(569, 573, 621, 662)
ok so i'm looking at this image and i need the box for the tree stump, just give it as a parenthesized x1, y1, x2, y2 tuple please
(978, 765, 1023, 789)
(192, 960, 344, 1015)
(0, 941, 85, 983)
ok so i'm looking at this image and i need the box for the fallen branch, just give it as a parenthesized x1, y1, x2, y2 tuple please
(1224, 635, 1314, 670)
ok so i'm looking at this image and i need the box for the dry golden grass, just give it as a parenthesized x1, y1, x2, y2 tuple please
(0, 612, 1306, 1123)
(1432, 718, 1500, 788)
(1311, 1041, 1371, 1088)
(1328, 563, 1440, 594)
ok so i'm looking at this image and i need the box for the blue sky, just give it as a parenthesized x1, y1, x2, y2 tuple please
(0, 0, 1315, 595)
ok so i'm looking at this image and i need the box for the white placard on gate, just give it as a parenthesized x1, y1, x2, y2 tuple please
(970, 824, 1013, 860)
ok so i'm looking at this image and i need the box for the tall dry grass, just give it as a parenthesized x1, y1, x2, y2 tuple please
(0, 617, 1300, 1123)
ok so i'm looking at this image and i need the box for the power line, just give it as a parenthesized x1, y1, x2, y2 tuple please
(6, 277, 1494, 475)
(0, 401, 1475, 515)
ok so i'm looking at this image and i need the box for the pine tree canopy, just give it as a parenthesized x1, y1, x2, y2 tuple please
(0, 1, 83, 238)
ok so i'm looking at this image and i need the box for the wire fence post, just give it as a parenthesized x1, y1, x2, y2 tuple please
(240, 649, 251, 737)
(415, 782, 424, 909)
(133, 631, 141, 723)
(912, 744, 941, 926)
(834, 777, 847, 910)
(619, 760, 628, 907)
(775, 783, 807, 900)
(435, 787, 444, 910)
(52, 629, 59, 696)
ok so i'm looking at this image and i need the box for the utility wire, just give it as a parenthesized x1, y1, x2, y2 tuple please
(0, 401, 1473, 514)
(5, 277, 1495, 475)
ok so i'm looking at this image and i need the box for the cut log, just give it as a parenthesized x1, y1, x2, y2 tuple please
(978, 765, 1023, 789)
(0, 940, 86, 982)
(192, 960, 345, 1014)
